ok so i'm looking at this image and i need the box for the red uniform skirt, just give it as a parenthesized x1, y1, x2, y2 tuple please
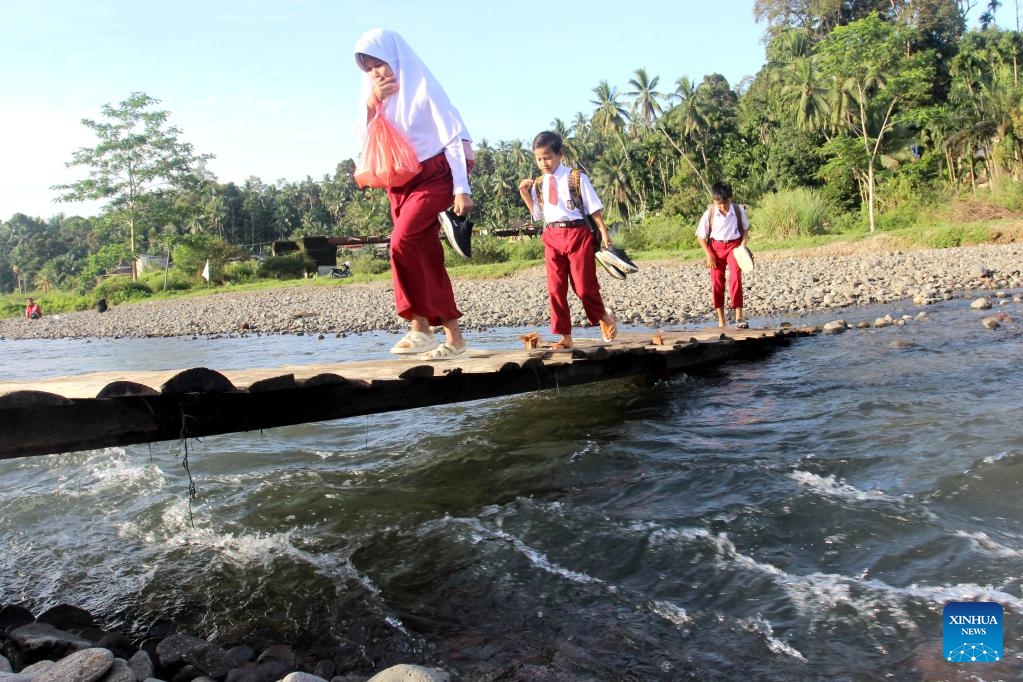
(386, 153, 461, 325)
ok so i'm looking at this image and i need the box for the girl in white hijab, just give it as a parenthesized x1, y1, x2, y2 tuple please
(354, 28, 473, 359)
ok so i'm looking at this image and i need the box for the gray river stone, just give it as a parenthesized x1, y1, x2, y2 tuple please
(34, 648, 113, 682)
(254, 647, 293, 668)
(96, 659, 132, 682)
(223, 660, 292, 682)
(0, 674, 36, 682)
(128, 652, 154, 682)
(35, 607, 96, 634)
(311, 662, 334, 682)
(0, 658, 11, 674)
(20, 662, 57, 675)
(0, 607, 35, 635)
(279, 674, 327, 682)
(366, 666, 450, 682)
(155, 636, 234, 681)
(7, 624, 95, 667)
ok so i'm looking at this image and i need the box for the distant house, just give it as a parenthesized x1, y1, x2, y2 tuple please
(108, 260, 133, 276)
(136, 254, 169, 273)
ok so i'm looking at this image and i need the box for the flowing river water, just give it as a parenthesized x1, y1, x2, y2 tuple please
(1, 297, 1021, 680)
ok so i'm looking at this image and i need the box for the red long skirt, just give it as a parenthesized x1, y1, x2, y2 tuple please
(386, 153, 461, 326)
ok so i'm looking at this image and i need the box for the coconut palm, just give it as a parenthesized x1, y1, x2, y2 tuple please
(626, 68, 666, 131)
(590, 80, 629, 151)
(779, 56, 833, 132)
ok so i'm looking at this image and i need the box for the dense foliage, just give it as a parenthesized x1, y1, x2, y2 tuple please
(2, 4, 1020, 297)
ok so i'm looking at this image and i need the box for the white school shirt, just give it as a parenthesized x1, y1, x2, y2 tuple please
(529, 164, 603, 223)
(695, 203, 748, 241)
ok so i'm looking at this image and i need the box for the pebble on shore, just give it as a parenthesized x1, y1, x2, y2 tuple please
(0, 604, 448, 682)
(1, 243, 1021, 341)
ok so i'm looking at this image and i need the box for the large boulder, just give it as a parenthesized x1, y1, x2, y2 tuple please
(34, 648, 113, 682)
(155, 635, 235, 681)
(5, 624, 95, 669)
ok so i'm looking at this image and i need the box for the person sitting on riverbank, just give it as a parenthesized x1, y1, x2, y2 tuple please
(695, 182, 750, 329)
(518, 131, 617, 349)
(24, 298, 42, 319)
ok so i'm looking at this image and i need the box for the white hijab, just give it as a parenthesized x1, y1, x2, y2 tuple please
(354, 28, 472, 163)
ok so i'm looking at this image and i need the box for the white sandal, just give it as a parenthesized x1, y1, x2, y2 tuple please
(390, 330, 438, 355)
(419, 342, 467, 360)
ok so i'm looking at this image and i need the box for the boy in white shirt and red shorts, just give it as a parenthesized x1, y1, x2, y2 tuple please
(518, 131, 617, 349)
(696, 181, 750, 329)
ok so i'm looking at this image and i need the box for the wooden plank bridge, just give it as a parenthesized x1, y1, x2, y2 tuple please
(0, 327, 816, 460)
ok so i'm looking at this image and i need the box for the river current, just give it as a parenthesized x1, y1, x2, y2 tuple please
(1, 296, 1021, 680)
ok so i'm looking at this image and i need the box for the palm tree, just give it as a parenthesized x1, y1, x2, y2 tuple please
(779, 56, 832, 132)
(550, 118, 585, 168)
(626, 68, 665, 131)
(590, 80, 629, 151)
(672, 77, 710, 141)
(593, 147, 636, 222)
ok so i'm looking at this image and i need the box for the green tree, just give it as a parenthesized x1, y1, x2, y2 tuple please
(590, 80, 630, 151)
(815, 14, 936, 231)
(626, 68, 666, 131)
(53, 92, 214, 269)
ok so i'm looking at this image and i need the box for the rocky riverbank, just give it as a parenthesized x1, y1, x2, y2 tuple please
(1, 241, 1021, 341)
(0, 604, 449, 682)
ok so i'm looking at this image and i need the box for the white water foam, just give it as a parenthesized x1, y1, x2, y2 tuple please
(953, 530, 1021, 558)
(649, 600, 692, 628)
(788, 470, 894, 502)
(422, 514, 604, 586)
(40, 448, 166, 500)
(742, 616, 807, 662)
(637, 519, 1023, 633)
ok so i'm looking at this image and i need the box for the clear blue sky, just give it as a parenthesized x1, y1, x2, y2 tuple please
(0, 0, 1001, 219)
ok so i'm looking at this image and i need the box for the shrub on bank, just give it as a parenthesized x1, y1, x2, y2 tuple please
(139, 269, 192, 293)
(223, 260, 260, 283)
(348, 253, 391, 276)
(93, 277, 153, 304)
(506, 237, 544, 261)
(259, 253, 317, 279)
(753, 188, 832, 239)
(445, 234, 508, 265)
(621, 215, 695, 252)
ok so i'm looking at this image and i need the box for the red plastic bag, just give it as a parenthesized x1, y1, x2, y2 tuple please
(353, 113, 422, 188)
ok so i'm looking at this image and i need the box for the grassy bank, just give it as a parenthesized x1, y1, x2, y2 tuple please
(3, 218, 1021, 320)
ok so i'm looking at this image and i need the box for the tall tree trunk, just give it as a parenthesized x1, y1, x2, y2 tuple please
(867, 164, 876, 233)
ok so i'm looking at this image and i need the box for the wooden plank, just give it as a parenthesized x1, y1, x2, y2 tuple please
(0, 327, 816, 459)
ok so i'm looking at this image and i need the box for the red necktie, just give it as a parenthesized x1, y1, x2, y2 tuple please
(548, 175, 557, 206)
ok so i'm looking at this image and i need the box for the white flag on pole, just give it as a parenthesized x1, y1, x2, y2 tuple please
(201, 259, 210, 282)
